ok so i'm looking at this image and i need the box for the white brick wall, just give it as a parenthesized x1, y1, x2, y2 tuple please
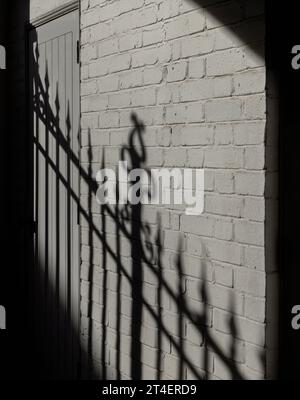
(80, 0, 277, 380)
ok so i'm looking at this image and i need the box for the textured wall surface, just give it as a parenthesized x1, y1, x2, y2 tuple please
(79, 0, 277, 380)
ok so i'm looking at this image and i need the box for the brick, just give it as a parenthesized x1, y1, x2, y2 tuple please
(164, 230, 184, 251)
(81, 80, 98, 96)
(157, 84, 179, 104)
(164, 148, 186, 167)
(119, 32, 142, 51)
(213, 308, 240, 335)
(143, 67, 163, 85)
(81, 113, 99, 129)
(180, 77, 232, 102)
(243, 44, 265, 69)
(186, 102, 205, 123)
(234, 122, 266, 145)
(214, 218, 233, 241)
(119, 70, 143, 89)
(204, 238, 243, 266)
(243, 197, 265, 221)
(167, 62, 187, 82)
(181, 215, 214, 237)
(136, 6, 158, 28)
(165, 103, 204, 124)
(214, 124, 233, 145)
(147, 148, 164, 166)
(97, 75, 119, 93)
(215, 172, 234, 194)
(234, 220, 264, 246)
(157, 0, 180, 20)
(245, 295, 266, 323)
(181, 32, 214, 58)
(186, 322, 204, 346)
(186, 148, 204, 167)
(89, 59, 110, 77)
(234, 268, 266, 297)
(245, 343, 265, 373)
(81, 11, 99, 28)
(234, 69, 266, 95)
(132, 48, 158, 67)
(206, 283, 244, 315)
(244, 146, 265, 170)
(205, 194, 243, 218)
(90, 22, 112, 42)
(99, 0, 144, 22)
(188, 57, 205, 79)
(131, 87, 156, 106)
(182, 125, 214, 146)
(205, 98, 242, 122)
(243, 94, 266, 120)
(81, 94, 108, 112)
(214, 264, 233, 288)
(164, 353, 181, 379)
(143, 26, 165, 46)
(99, 111, 119, 128)
(206, 49, 245, 77)
(186, 234, 205, 257)
(184, 342, 214, 372)
(109, 92, 131, 108)
(235, 172, 265, 196)
(182, 255, 213, 281)
(244, 246, 265, 271)
(157, 127, 171, 146)
(98, 38, 118, 57)
(165, 13, 205, 40)
(109, 54, 131, 73)
(204, 148, 243, 169)
(235, 318, 265, 347)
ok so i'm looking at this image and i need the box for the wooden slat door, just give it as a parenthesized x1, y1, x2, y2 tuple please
(29, 9, 80, 379)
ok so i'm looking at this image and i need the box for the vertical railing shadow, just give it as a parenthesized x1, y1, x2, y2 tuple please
(29, 29, 263, 381)
(120, 115, 147, 380)
(155, 217, 163, 379)
(4, 0, 274, 381)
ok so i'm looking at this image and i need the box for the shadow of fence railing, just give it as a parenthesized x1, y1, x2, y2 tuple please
(29, 27, 252, 380)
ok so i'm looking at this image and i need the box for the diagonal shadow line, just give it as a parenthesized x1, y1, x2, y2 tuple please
(31, 32, 244, 380)
(32, 104, 241, 379)
(33, 130, 243, 379)
(33, 137, 201, 379)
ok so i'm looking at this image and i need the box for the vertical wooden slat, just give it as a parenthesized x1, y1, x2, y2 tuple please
(51, 36, 59, 372)
(37, 42, 46, 358)
(58, 33, 67, 377)
(65, 31, 73, 378)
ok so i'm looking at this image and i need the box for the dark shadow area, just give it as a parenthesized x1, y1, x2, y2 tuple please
(1, 0, 274, 380)
(0, 0, 32, 380)
(0, 0, 9, 379)
(191, 0, 265, 60)
(266, 1, 300, 379)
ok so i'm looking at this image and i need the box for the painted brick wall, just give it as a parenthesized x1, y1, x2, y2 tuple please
(80, 0, 278, 380)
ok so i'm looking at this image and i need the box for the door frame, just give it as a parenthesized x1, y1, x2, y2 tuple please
(30, 0, 80, 28)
